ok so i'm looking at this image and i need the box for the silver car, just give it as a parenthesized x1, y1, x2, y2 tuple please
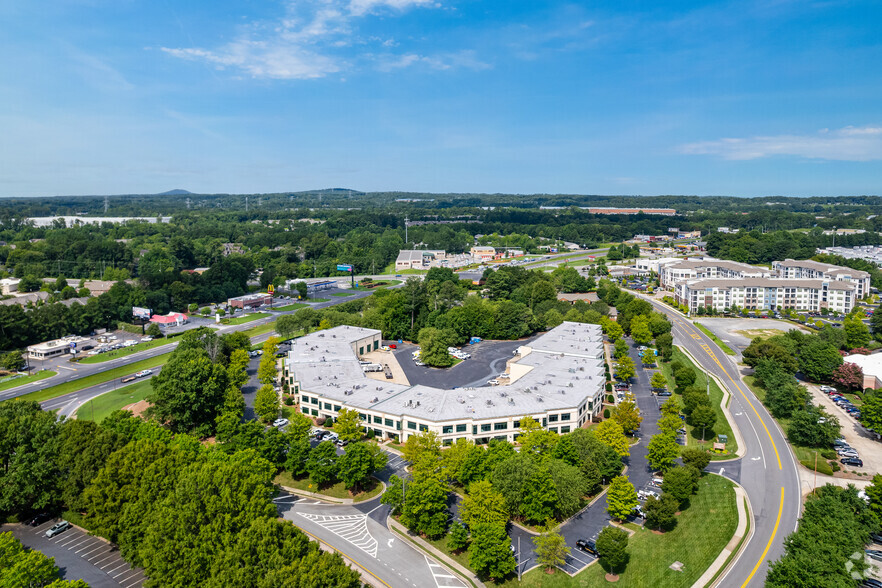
(45, 521, 71, 538)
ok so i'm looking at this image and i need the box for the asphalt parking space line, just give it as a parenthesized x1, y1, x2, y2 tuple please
(120, 572, 145, 588)
(67, 536, 93, 550)
(115, 569, 140, 583)
(111, 564, 136, 578)
(87, 548, 113, 562)
(33, 522, 54, 534)
(54, 532, 82, 546)
(101, 559, 125, 570)
(75, 538, 103, 553)
(568, 552, 590, 566)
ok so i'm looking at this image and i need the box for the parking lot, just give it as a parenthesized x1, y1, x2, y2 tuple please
(2, 521, 144, 588)
(694, 318, 811, 355)
(808, 383, 882, 475)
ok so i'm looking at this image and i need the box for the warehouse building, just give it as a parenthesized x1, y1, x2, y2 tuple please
(280, 322, 606, 444)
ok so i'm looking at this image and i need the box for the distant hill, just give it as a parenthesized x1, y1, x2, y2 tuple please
(157, 189, 192, 196)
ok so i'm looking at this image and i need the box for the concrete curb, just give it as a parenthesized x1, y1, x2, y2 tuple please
(694, 481, 753, 588)
(387, 517, 485, 588)
(277, 478, 386, 505)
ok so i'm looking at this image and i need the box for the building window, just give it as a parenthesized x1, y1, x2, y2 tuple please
(311, 409, 318, 416)
(472, 426, 478, 435)
(560, 413, 570, 422)
(407, 421, 417, 430)
(443, 439, 452, 446)
(324, 402, 332, 410)
(456, 424, 467, 433)
(359, 413, 367, 421)
(481, 423, 491, 432)
(443, 425, 453, 434)
(513, 420, 520, 429)
(561, 426, 571, 434)
(548, 427, 558, 433)
(549, 414, 559, 423)
(311, 397, 319, 405)
(334, 405, 341, 412)
(419, 424, 428, 432)
(301, 407, 310, 415)
(494, 422, 508, 431)
(385, 418, 394, 428)
(373, 415, 382, 424)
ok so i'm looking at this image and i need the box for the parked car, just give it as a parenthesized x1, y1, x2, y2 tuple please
(314, 430, 327, 440)
(336, 439, 349, 447)
(272, 418, 289, 428)
(870, 532, 882, 544)
(45, 521, 71, 538)
(389, 344, 397, 349)
(135, 369, 153, 378)
(866, 549, 882, 562)
(860, 579, 882, 588)
(841, 456, 863, 467)
(576, 539, 598, 556)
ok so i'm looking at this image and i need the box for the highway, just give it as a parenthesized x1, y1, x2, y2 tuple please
(648, 298, 802, 587)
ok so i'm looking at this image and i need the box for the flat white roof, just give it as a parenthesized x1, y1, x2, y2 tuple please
(844, 353, 882, 379)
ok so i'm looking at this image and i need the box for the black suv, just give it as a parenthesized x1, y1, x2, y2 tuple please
(576, 539, 598, 556)
(841, 456, 863, 467)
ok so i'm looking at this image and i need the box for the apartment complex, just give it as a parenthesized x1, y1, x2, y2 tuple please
(280, 322, 606, 444)
(772, 259, 871, 299)
(659, 258, 772, 289)
(674, 278, 856, 314)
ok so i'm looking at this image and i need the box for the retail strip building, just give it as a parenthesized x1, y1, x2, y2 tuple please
(281, 322, 606, 444)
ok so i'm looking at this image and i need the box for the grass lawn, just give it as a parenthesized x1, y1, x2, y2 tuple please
(13, 353, 171, 404)
(743, 375, 835, 475)
(273, 303, 307, 312)
(241, 321, 279, 338)
(77, 335, 180, 364)
(0, 370, 55, 392)
(694, 323, 736, 356)
(421, 475, 736, 588)
(274, 471, 383, 502)
(660, 348, 738, 458)
(222, 312, 272, 325)
(76, 379, 152, 422)
(330, 292, 353, 297)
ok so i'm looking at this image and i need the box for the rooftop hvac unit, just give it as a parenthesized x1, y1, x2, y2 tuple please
(568, 383, 573, 387)
(317, 376, 322, 380)
(508, 398, 515, 405)
(319, 333, 325, 337)
(537, 396, 544, 402)
(428, 407, 435, 413)
(416, 401, 420, 407)
(371, 397, 378, 403)
(486, 400, 492, 406)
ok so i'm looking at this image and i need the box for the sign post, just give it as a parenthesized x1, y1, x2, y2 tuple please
(337, 264, 354, 288)
(268, 283, 274, 307)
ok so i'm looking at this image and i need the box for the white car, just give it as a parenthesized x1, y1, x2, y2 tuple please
(141, 336, 153, 342)
(135, 370, 153, 378)
(488, 379, 499, 386)
(45, 521, 71, 538)
(272, 418, 289, 428)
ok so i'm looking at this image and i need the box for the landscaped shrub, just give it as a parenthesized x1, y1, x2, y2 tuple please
(316, 416, 326, 425)
(604, 409, 611, 419)
(607, 394, 614, 403)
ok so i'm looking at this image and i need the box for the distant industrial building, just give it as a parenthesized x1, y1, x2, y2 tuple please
(395, 250, 446, 271)
(280, 322, 605, 444)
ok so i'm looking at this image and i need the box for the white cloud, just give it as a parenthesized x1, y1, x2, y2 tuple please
(348, 0, 437, 17)
(161, 0, 444, 80)
(375, 50, 490, 72)
(680, 125, 882, 162)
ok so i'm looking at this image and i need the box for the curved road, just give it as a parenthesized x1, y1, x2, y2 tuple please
(649, 299, 802, 587)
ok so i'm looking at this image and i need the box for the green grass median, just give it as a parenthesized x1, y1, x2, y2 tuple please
(694, 323, 736, 356)
(77, 379, 152, 423)
(222, 312, 272, 325)
(273, 303, 307, 311)
(0, 370, 56, 393)
(77, 335, 180, 364)
(13, 353, 170, 404)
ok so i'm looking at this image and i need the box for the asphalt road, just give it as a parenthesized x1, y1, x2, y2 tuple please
(648, 298, 802, 587)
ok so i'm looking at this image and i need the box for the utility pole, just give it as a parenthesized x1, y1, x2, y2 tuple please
(404, 216, 409, 245)
(517, 536, 521, 580)
(104, 195, 109, 214)
(246, 196, 249, 212)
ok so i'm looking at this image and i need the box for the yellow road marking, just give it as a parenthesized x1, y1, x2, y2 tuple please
(741, 487, 784, 587)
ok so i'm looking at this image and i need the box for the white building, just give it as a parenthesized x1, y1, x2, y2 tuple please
(635, 257, 681, 274)
(772, 259, 871, 299)
(27, 335, 94, 360)
(674, 278, 856, 314)
(470, 246, 496, 261)
(659, 259, 772, 290)
(842, 353, 882, 390)
(395, 250, 445, 271)
(0, 278, 20, 295)
(281, 323, 605, 444)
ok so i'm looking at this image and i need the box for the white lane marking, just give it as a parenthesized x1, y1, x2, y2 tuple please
(424, 555, 467, 588)
(387, 538, 395, 547)
(121, 573, 145, 588)
(298, 513, 378, 558)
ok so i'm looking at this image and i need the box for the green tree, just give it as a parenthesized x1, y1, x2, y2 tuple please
(661, 466, 699, 508)
(402, 431, 441, 465)
(147, 347, 228, 436)
(596, 525, 629, 577)
(595, 419, 629, 457)
(602, 318, 623, 342)
(257, 336, 280, 384)
(417, 327, 457, 367)
(689, 404, 717, 439)
(0, 400, 61, 514)
(860, 391, 882, 435)
(844, 315, 871, 349)
(305, 440, 338, 487)
(644, 493, 679, 531)
(254, 384, 279, 423)
(275, 314, 300, 340)
(647, 433, 680, 472)
(798, 337, 843, 382)
(337, 442, 386, 492)
(58, 419, 126, 511)
(335, 408, 363, 442)
(650, 371, 667, 389)
(606, 476, 638, 521)
(0, 350, 25, 371)
(616, 356, 635, 381)
(680, 447, 711, 472)
(401, 466, 449, 538)
(612, 400, 643, 434)
(145, 322, 162, 338)
(787, 406, 841, 448)
(613, 338, 629, 360)
(630, 315, 653, 345)
(295, 281, 309, 300)
(0, 532, 62, 587)
(461, 480, 509, 527)
(469, 523, 516, 581)
(285, 436, 311, 476)
(742, 338, 798, 373)
(533, 521, 570, 572)
(520, 468, 560, 523)
(550, 434, 580, 466)
(658, 412, 682, 436)
(518, 428, 559, 457)
(448, 521, 469, 552)
(866, 474, 882, 520)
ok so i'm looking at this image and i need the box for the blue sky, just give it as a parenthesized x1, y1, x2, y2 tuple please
(2, 0, 881, 198)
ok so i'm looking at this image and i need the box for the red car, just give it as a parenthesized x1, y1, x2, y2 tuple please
(389, 344, 397, 349)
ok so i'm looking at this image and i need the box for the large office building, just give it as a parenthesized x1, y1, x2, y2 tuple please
(674, 278, 856, 314)
(772, 259, 871, 299)
(280, 322, 606, 444)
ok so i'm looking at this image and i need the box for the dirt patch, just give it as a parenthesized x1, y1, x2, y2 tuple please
(122, 399, 151, 418)
(733, 329, 786, 339)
